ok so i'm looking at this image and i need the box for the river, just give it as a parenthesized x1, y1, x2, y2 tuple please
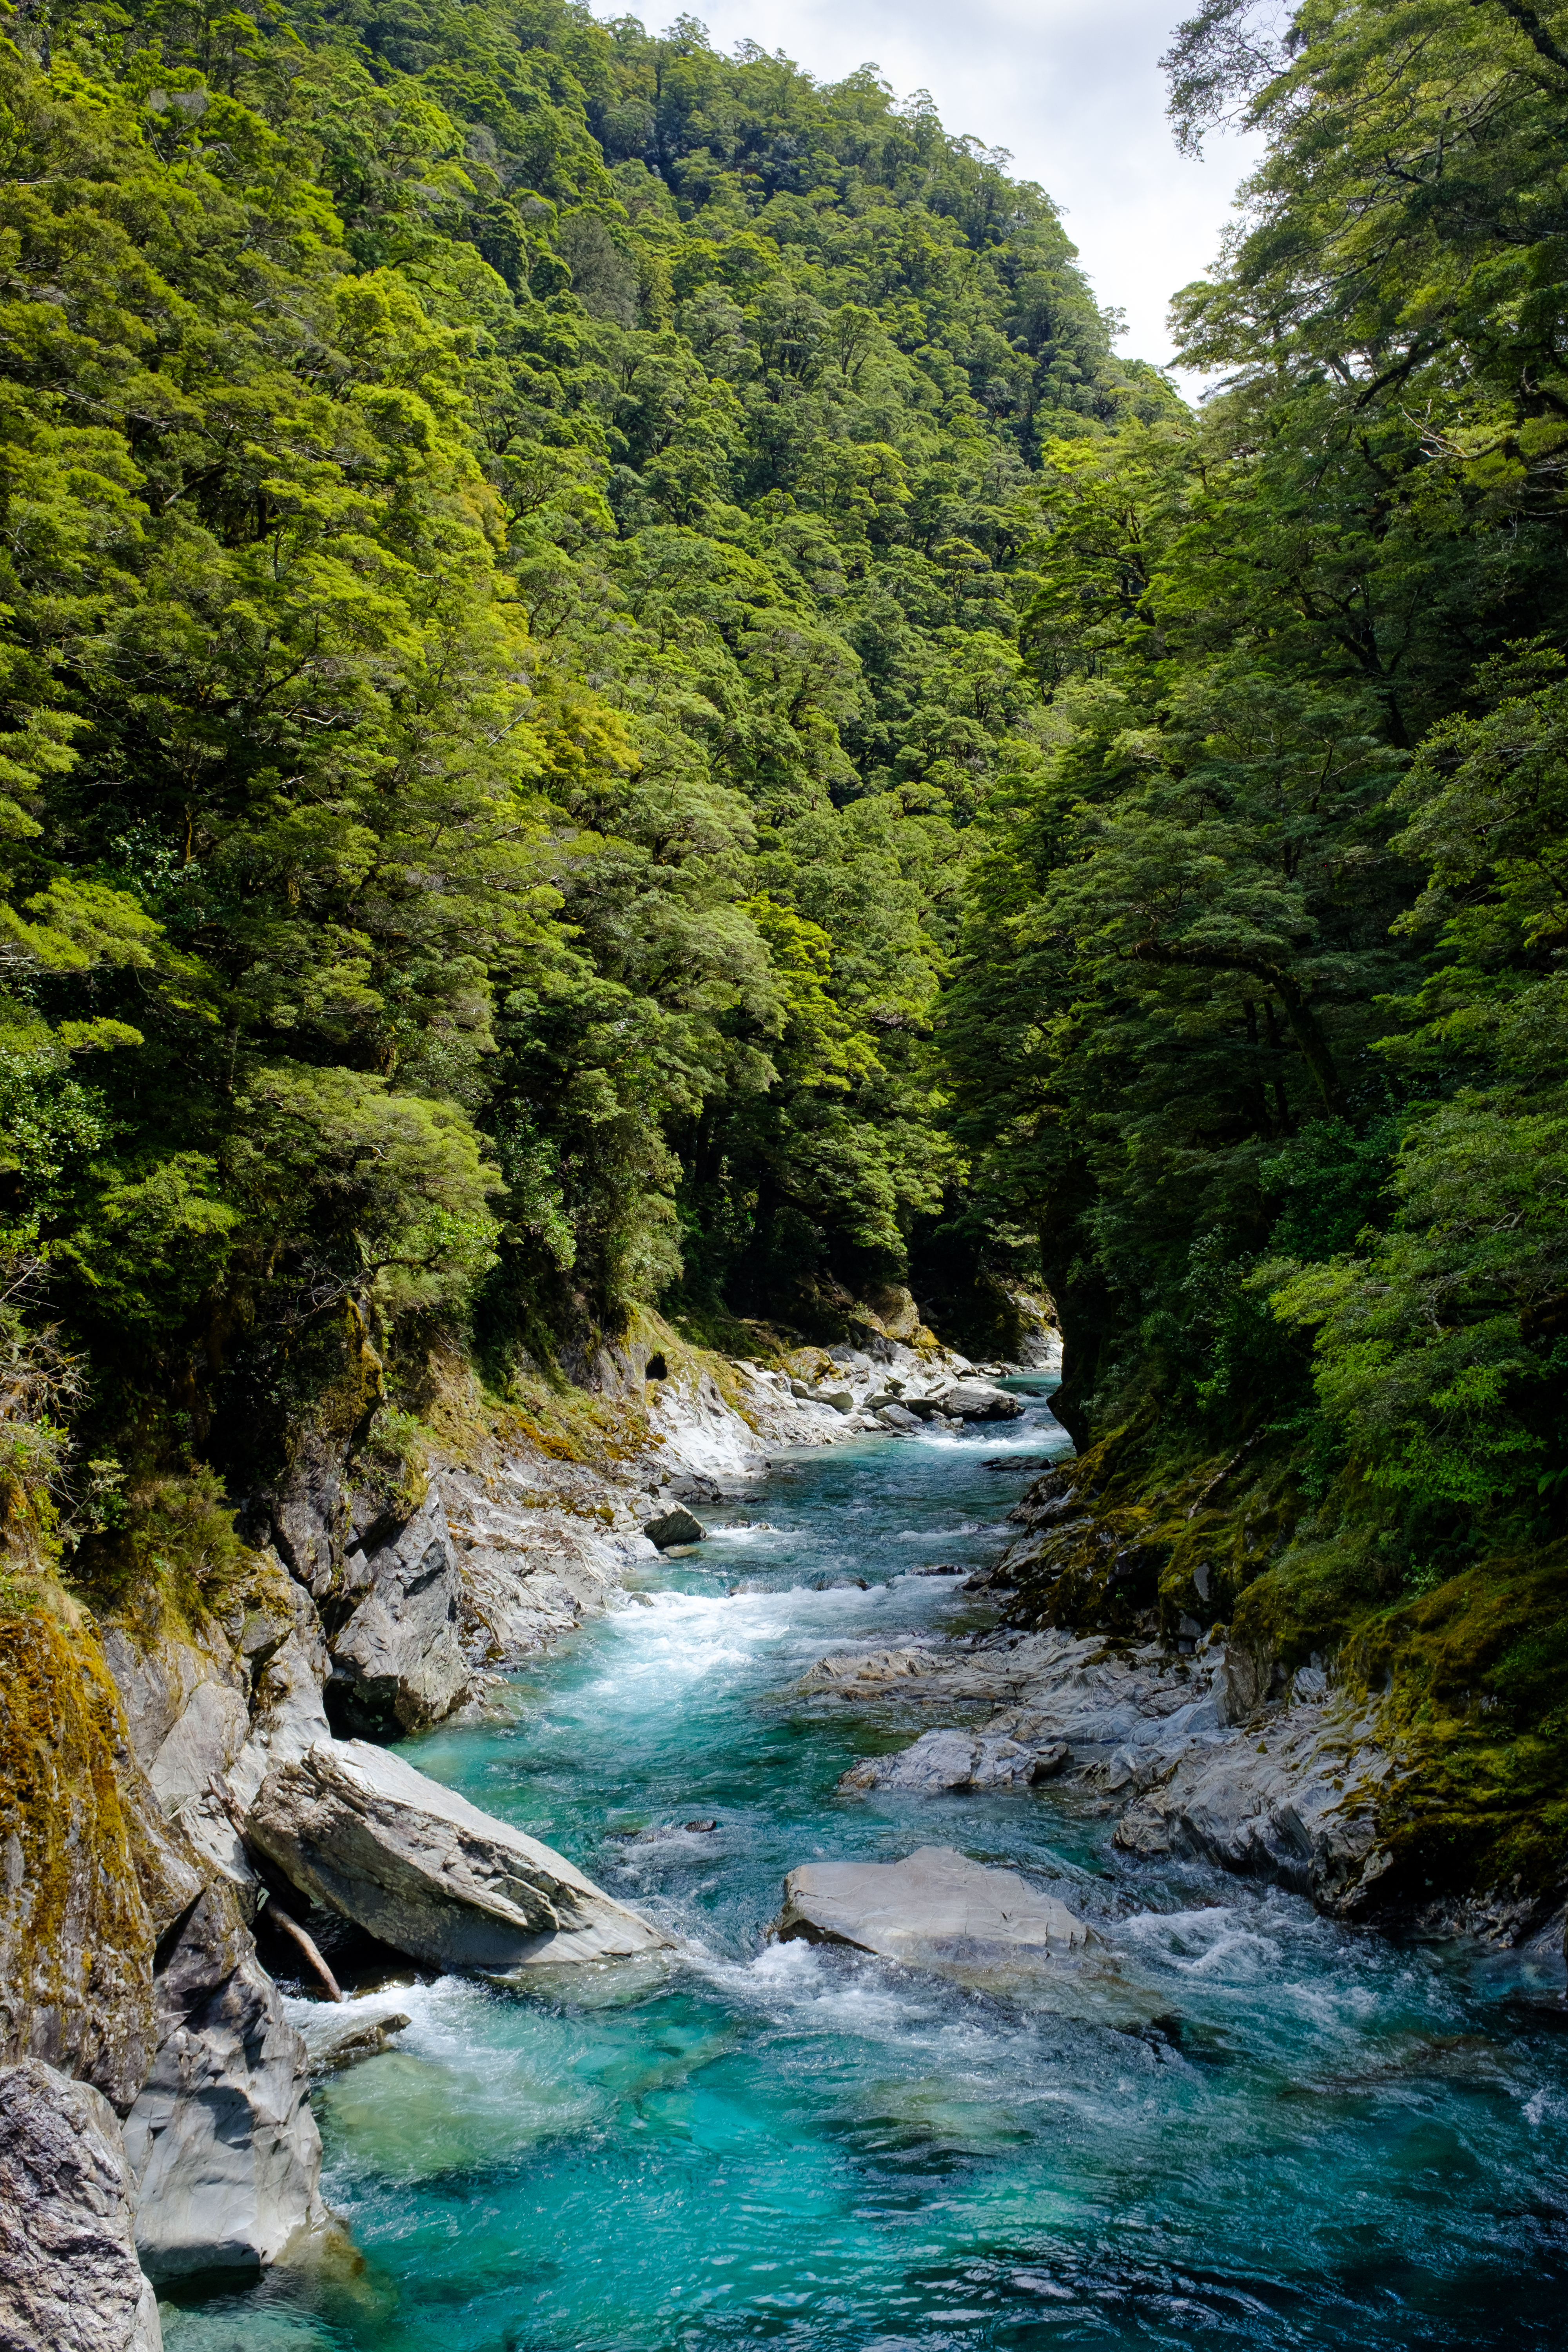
(163, 1387, 1568, 2351)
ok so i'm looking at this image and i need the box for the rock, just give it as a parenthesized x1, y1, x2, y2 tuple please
(900, 1396, 943, 1421)
(1111, 1697, 1394, 1914)
(123, 1884, 323, 2279)
(643, 1505, 706, 1548)
(683, 1819, 717, 1833)
(814, 1388, 854, 1414)
(298, 2010, 410, 2077)
(875, 1403, 922, 1434)
(940, 1382, 1025, 1422)
(0, 1610, 203, 2112)
(839, 1730, 1069, 1793)
(0, 2059, 162, 2352)
(147, 1682, 250, 1816)
(775, 1846, 1100, 1994)
(330, 1487, 468, 1733)
(227, 1637, 333, 1815)
(247, 1740, 673, 1971)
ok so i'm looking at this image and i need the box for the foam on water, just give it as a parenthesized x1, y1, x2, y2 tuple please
(163, 1387, 1568, 2352)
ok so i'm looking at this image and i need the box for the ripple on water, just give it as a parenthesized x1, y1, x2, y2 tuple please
(175, 1397, 1568, 2352)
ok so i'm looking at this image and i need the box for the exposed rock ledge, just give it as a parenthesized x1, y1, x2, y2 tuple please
(806, 1627, 1396, 1917)
(248, 1739, 671, 1971)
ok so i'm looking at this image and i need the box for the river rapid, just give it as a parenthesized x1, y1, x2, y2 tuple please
(164, 1388, 1568, 2352)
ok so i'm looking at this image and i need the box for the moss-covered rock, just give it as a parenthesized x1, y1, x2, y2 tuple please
(0, 1602, 200, 2112)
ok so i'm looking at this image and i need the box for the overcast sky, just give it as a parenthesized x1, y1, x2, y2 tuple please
(600, 0, 1264, 392)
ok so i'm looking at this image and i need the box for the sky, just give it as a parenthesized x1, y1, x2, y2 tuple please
(595, 0, 1265, 394)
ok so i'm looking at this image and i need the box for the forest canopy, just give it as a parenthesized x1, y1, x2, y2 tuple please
(2, 0, 1568, 1698)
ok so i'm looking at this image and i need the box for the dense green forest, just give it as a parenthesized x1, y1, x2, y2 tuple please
(2, 0, 1567, 1887)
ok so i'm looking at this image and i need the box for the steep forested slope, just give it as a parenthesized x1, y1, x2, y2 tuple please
(0, 0, 1169, 1550)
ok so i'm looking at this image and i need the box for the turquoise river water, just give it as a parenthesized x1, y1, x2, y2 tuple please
(164, 1386, 1568, 2352)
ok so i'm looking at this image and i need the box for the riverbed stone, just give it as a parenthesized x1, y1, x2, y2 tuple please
(940, 1383, 1025, 1421)
(776, 1846, 1099, 1993)
(0, 2059, 163, 2352)
(643, 1505, 706, 1548)
(248, 1739, 673, 1971)
(875, 1403, 923, 1434)
(839, 1730, 1069, 1793)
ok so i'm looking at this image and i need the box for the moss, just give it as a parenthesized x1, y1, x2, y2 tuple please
(0, 1592, 160, 2104)
(1340, 1544, 1568, 1903)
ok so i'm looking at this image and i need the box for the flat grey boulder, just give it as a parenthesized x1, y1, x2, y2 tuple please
(776, 1846, 1101, 1994)
(839, 1730, 1069, 1793)
(248, 1740, 673, 1971)
(643, 1505, 706, 1548)
(0, 2059, 162, 2352)
(940, 1382, 1025, 1421)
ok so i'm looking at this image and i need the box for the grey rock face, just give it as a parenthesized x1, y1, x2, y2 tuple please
(940, 1383, 1025, 1421)
(643, 1506, 706, 1549)
(123, 1886, 322, 2280)
(777, 1846, 1105, 1996)
(148, 1683, 250, 1817)
(0, 2059, 162, 2352)
(839, 1729, 1068, 1793)
(1111, 1698, 1393, 1913)
(330, 1488, 468, 1732)
(248, 1739, 673, 1971)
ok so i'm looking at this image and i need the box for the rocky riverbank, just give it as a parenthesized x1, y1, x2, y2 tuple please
(800, 1451, 1568, 1959)
(0, 1298, 1024, 2345)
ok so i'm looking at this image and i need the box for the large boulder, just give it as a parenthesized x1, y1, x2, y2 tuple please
(248, 1740, 673, 1972)
(776, 1846, 1100, 1995)
(329, 1488, 468, 1732)
(0, 2058, 162, 2352)
(838, 1730, 1068, 1793)
(122, 1885, 323, 2279)
(643, 1506, 706, 1549)
(940, 1382, 1025, 1422)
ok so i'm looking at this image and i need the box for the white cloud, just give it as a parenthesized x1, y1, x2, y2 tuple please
(597, 0, 1263, 396)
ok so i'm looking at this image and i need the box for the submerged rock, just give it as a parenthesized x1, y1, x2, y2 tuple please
(298, 2009, 411, 2077)
(247, 1739, 673, 1971)
(643, 1505, 707, 1549)
(839, 1730, 1068, 1793)
(0, 2059, 162, 2352)
(775, 1846, 1099, 1994)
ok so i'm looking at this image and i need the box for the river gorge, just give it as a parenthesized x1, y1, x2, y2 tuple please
(157, 1387, 1568, 2352)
